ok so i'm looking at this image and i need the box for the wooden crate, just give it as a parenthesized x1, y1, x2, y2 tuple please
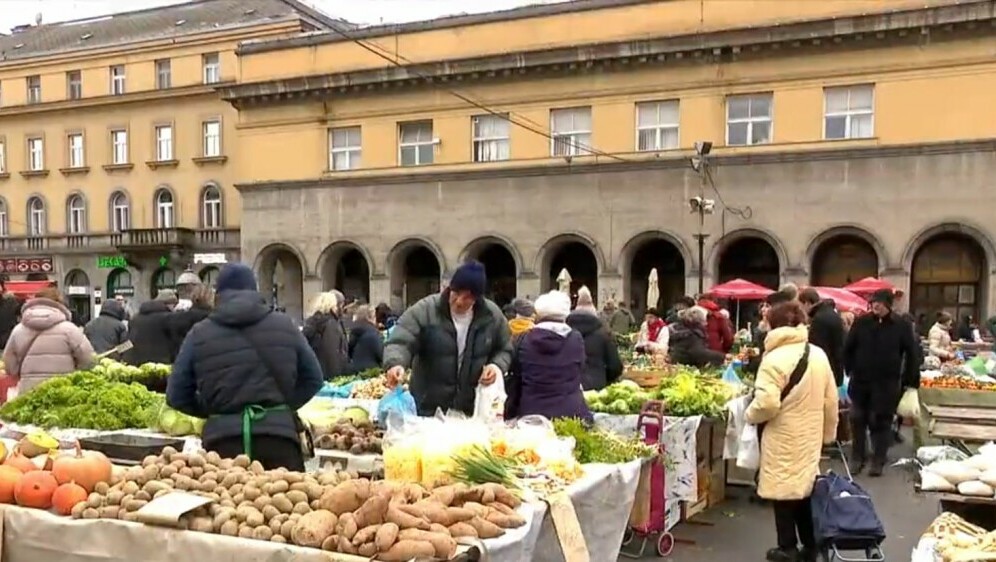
(622, 369, 668, 388)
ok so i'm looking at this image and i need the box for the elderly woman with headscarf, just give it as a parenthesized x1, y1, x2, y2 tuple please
(506, 290, 592, 422)
(667, 306, 725, 368)
(567, 286, 622, 390)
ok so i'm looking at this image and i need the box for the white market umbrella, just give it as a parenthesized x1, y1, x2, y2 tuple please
(556, 268, 572, 295)
(647, 268, 660, 311)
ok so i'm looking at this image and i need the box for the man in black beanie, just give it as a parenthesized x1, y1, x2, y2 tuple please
(843, 289, 920, 476)
(383, 260, 513, 416)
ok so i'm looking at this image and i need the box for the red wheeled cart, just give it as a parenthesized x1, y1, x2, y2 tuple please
(620, 400, 676, 558)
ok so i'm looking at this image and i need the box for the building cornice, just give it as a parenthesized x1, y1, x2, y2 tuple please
(220, 2, 996, 107)
(0, 82, 231, 117)
(234, 138, 996, 193)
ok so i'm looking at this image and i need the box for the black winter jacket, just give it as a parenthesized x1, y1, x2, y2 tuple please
(166, 290, 324, 446)
(302, 312, 349, 381)
(383, 292, 513, 417)
(348, 320, 383, 374)
(0, 294, 21, 349)
(566, 311, 623, 390)
(167, 305, 211, 360)
(844, 312, 920, 414)
(808, 300, 846, 386)
(668, 322, 725, 368)
(83, 300, 128, 354)
(123, 300, 173, 365)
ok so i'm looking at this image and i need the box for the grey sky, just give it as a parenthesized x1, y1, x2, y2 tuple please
(0, 0, 566, 33)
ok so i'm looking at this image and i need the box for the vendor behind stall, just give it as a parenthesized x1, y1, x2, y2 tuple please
(166, 263, 324, 471)
(928, 312, 956, 360)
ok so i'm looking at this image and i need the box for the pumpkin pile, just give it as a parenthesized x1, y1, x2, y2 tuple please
(0, 437, 113, 515)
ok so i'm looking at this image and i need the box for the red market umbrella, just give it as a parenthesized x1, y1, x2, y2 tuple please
(707, 279, 774, 300)
(844, 277, 894, 296)
(3, 281, 54, 299)
(809, 287, 868, 313)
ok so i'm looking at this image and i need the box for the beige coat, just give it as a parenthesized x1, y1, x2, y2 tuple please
(928, 323, 954, 359)
(2, 298, 95, 394)
(745, 325, 839, 500)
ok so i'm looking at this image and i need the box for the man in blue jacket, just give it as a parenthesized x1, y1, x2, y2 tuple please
(167, 263, 323, 470)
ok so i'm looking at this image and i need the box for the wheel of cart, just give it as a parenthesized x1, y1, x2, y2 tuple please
(619, 400, 675, 558)
(812, 442, 886, 562)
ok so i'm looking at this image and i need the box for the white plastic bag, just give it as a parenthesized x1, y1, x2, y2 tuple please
(736, 423, 760, 470)
(724, 395, 750, 460)
(473, 381, 507, 423)
(897, 388, 921, 420)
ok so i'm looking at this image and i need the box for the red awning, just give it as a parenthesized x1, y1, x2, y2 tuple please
(4, 281, 55, 298)
(706, 278, 774, 300)
(808, 287, 868, 313)
(843, 277, 895, 296)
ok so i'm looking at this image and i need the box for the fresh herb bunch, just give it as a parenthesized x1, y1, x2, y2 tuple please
(0, 371, 164, 430)
(449, 445, 521, 488)
(328, 368, 383, 387)
(553, 418, 654, 464)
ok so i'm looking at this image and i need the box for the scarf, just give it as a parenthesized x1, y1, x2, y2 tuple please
(647, 318, 665, 342)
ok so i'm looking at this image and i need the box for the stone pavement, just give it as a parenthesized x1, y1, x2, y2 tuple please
(618, 436, 935, 560)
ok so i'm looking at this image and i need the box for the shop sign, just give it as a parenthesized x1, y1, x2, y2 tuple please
(66, 286, 89, 296)
(194, 253, 227, 265)
(112, 286, 135, 297)
(0, 257, 53, 274)
(97, 256, 128, 269)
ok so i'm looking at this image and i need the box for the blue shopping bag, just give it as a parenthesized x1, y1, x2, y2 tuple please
(377, 386, 417, 426)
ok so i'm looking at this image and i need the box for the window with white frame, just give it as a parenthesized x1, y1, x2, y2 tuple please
(0, 141, 5, 173)
(155, 125, 173, 161)
(155, 189, 174, 228)
(155, 59, 171, 89)
(27, 197, 45, 236)
(202, 186, 222, 228)
(68, 133, 85, 168)
(636, 100, 679, 151)
(329, 126, 361, 171)
(27, 137, 44, 171)
(726, 93, 772, 146)
(471, 114, 510, 162)
(398, 121, 434, 166)
(202, 121, 221, 157)
(67, 71, 82, 100)
(26, 76, 40, 104)
(550, 107, 592, 157)
(67, 195, 86, 234)
(110, 192, 130, 232)
(0, 200, 7, 237)
(202, 53, 220, 84)
(110, 65, 126, 95)
(111, 130, 128, 164)
(824, 85, 874, 140)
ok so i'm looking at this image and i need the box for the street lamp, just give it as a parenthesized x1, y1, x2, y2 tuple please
(690, 141, 716, 295)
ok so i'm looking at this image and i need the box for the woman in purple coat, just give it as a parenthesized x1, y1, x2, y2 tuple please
(507, 290, 593, 423)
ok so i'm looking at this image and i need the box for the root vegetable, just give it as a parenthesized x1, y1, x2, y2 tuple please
(261, 505, 280, 522)
(290, 510, 338, 548)
(353, 495, 388, 528)
(238, 525, 254, 539)
(468, 516, 504, 538)
(337, 512, 358, 540)
(430, 484, 463, 507)
(357, 542, 377, 557)
(134, 490, 151, 502)
(375, 522, 400, 551)
(484, 482, 520, 508)
(317, 480, 369, 515)
(220, 520, 239, 536)
(377, 540, 436, 561)
(280, 519, 295, 539)
(269, 480, 289, 495)
(252, 526, 274, 540)
(271, 535, 287, 544)
(272, 494, 293, 513)
(448, 522, 478, 538)
(397, 529, 457, 559)
(337, 536, 358, 554)
(99, 506, 121, 520)
(320, 535, 337, 551)
(285, 490, 308, 505)
(82, 508, 100, 520)
(243, 486, 262, 501)
(429, 523, 448, 535)
(304, 483, 324, 502)
(123, 499, 148, 512)
(292, 502, 311, 515)
(212, 509, 234, 530)
(462, 502, 488, 518)
(71, 502, 87, 519)
(486, 509, 526, 528)
(352, 524, 380, 545)
(86, 492, 103, 508)
(189, 516, 214, 533)
(246, 510, 265, 528)
(252, 495, 272, 512)
(386, 506, 430, 530)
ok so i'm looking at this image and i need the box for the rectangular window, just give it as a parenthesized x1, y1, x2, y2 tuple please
(29, 204, 44, 236)
(111, 130, 128, 164)
(726, 93, 772, 146)
(155, 59, 171, 89)
(329, 126, 361, 171)
(69, 203, 85, 235)
(67, 71, 82, 100)
(636, 100, 679, 151)
(155, 125, 173, 161)
(27, 138, 44, 171)
(472, 114, 510, 162)
(398, 121, 434, 166)
(202, 53, 220, 84)
(202, 120, 221, 157)
(68, 133, 85, 168)
(110, 65, 126, 95)
(26, 75, 41, 104)
(0, 206, 7, 237)
(824, 85, 874, 140)
(0, 141, 5, 173)
(112, 196, 129, 232)
(550, 107, 592, 156)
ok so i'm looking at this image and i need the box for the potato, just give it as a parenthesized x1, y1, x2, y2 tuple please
(304, 482, 324, 502)
(261, 505, 281, 522)
(352, 524, 380, 546)
(246, 510, 265, 528)
(159, 465, 178, 478)
(179, 467, 194, 478)
(200, 480, 219, 493)
(253, 526, 274, 540)
(86, 493, 103, 508)
(357, 542, 377, 557)
(218, 520, 239, 536)
(337, 536, 358, 555)
(212, 509, 234, 530)
(252, 495, 272, 512)
(123, 499, 148, 512)
(71, 502, 87, 519)
(397, 529, 457, 559)
(320, 535, 338, 551)
(189, 516, 214, 533)
(292, 502, 311, 515)
(290, 510, 338, 548)
(249, 460, 265, 475)
(269, 518, 283, 535)
(228, 483, 244, 496)
(82, 508, 100, 520)
(375, 522, 400, 552)
(99, 506, 121, 520)
(220, 473, 240, 488)
(353, 495, 388, 528)
(237, 525, 254, 539)
(280, 519, 296, 539)
(141, 455, 159, 467)
(468, 516, 505, 539)
(233, 455, 251, 468)
(142, 465, 160, 482)
(268, 480, 290, 495)
(133, 490, 152, 502)
(285, 490, 308, 505)
(243, 486, 262, 501)
(283, 472, 304, 484)
(105, 490, 125, 506)
(377, 540, 436, 561)
(336, 512, 358, 540)
(121, 481, 141, 495)
(188, 454, 206, 468)
(270, 534, 287, 544)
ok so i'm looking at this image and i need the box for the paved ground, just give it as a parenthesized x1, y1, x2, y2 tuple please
(619, 434, 934, 560)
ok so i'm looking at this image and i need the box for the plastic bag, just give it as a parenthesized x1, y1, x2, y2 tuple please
(383, 414, 427, 483)
(736, 423, 760, 470)
(916, 445, 968, 465)
(724, 395, 750, 460)
(896, 388, 921, 420)
(721, 361, 744, 388)
(376, 386, 417, 427)
(838, 375, 850, 405)
(473, 381, 507, 424)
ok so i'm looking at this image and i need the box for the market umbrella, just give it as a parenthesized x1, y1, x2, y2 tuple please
(556, 268, 572, 295)
(707, 278, 774, 300)
(647, 268, 660, 312)
(844, 277, 895, 296)
(809, 286, 868, 313)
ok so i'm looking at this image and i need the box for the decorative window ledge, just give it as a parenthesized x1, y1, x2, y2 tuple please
(19, 169, 49, 178)
(102, 163, 134, 172)
(192, 155, 228, 166)
(145, 159, 179, 170)
(59, 166, 90, 176)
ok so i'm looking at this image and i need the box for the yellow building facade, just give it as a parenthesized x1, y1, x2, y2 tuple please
(224, 0, 996, 325)
(0, 0, 339, 320)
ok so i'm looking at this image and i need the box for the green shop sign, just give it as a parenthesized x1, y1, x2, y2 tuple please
(97, 256, 128, 269)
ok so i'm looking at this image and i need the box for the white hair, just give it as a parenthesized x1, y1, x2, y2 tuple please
(682, 305, 709, 325)
(309, 291, 339, 316)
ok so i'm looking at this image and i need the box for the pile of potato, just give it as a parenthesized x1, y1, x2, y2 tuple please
(70, 446, 526, 561)
(314, 420, 384, 454)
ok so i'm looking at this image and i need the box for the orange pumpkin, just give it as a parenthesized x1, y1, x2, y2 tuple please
(52, 482, 88, 515)
(0, 466, 24, 503)
(14, 471, 57, 509)
(51, 442, 112, 493)
(4, 446, 38, 473)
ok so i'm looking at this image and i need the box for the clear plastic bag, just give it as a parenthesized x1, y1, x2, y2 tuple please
(736, 424, 760, 470)
(383, 413, 426, 483)
(376, 386, 417, 427)
(420, 413, 490, 489)
(896, 388, 921, 420)
(473, 381, 507, 424)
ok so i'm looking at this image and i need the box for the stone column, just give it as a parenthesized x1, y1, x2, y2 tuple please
(369, 275, 392, 308)
(516, 274, 541, 302)
(782, 266, 808, 290)
(597, 273, 623, 308)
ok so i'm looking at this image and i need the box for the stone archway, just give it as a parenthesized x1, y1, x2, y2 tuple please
(811, 234, 879, 287)
(256, 244, 305, 320)
(538, 235, 600, 301)
(622, 234, 687, 316)
(388, 239, 443, 309)
(318, 242, 372, 303)
(462, 237, 519, 307)
(716, 236, 781, 290)
(911, 233, 987, 326)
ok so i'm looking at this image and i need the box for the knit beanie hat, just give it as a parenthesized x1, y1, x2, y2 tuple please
(512, 298, 535, 317)
(449, 261, 487, 298)
(575, 286, 597, 313)
(216, 263, 257, 293)
(534, 290, 571, 322)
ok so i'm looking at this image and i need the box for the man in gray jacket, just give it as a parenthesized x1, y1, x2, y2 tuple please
(384, 261, 513, 416)
(83, 299, 129, 354)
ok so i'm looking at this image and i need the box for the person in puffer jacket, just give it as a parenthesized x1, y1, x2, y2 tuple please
(698, 297, 734, 353)
(3, 287, 95, 393)
(566, 286, 622, 390)
(84, 298, 128, 354)
(668, 306, 725, 368)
